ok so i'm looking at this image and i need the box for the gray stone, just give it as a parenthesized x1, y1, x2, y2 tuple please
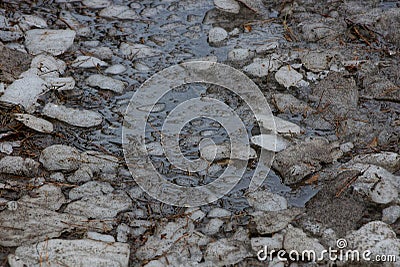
(351, 152, 400, 173)
(105, 64, 127, 74)
(208, 207, 231, 218)
(69, 181, 114, 200)
(382, 206, 400, 224)
(30, 54, 66, 77)
(71, 56, 108, 68)
(203, 218, 224, 235)
(200, 142, 256, 162)
(39, 145, 81, 171)
(117, 223, 131, 242)
(9, 239, 130, 267)
(204, 238, 251, 266)
(0, 72, 47, 112)
(273, 138, 342, 185)
(228, 48, 251, 61)
(275, 66, 303, 88)
(283, 225, 326, 262)
(19, 15, 47, 30)
(82, 0, 111, 9)
(247, 191, 288, 212)
(251, 233, 283, 252)
(99, 5, 140, 20)
(19, 184, 66, 211)
(251, 208, 304, 234)
(25, 29, 76, 56)
(87, 231, 115, 242)
(80, 151, 119, 176)
(272, 93, 310, 113)
(256, 115, 301, 135)
(48, 172, 66, 183)
(301, 51, 331, 72)
(255, 42, 279, 54)
(14, 114, 53, 133)
(67, 166, 93, 183)
(214, 0, 240, 14)
(250, 134, 289, 152)
(43, 103, 103, 127)
(45, 77, 75, 91)
(0, 156, 40, 177)
(243, 56, 281, 77)
(0, 203, 111, 246)
(64, 192, 131, 219)
(120, 43, 162, 59)
(208, 27, 228, 44)
(86, 74, 125, 93)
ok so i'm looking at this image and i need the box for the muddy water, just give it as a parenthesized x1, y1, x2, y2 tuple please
(10, 0, 318, 210)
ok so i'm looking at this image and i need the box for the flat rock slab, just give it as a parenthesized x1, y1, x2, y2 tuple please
(275, 66, 303, 88)
(204, 238, 251, 266)
(0, 73, 47, 112)
(19, 184, 66, 211)
(86, 74, 125, 93)
(64, 192, 132, 219)
(247, 191, 288, 212)
(14, 113, 53, 133)
(0, 203, 111, 247)
(243, 56, 281, 77)
(99, 5, 140, 20)
(0, 44, 32, 83)
(256, 115, 301, 135)
(120, 43, 162, 59)
(43, 103, 103, 127)
(251, 208, 304, 234)
(8, 239, 130, 267)
(214, 0, 240, 14)
(39, 144, 81, 171)
(25, 29, 76, 56)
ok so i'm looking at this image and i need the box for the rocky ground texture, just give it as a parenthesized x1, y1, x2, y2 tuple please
(0, 0, 400, 266)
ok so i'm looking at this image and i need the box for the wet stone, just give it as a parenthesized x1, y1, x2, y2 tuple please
(39, 144, 81, 172)
(24, 29, 76, 56)
(42, 103, 103, 128)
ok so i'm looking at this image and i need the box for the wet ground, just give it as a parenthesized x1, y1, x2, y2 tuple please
(0, 0, 400, 266)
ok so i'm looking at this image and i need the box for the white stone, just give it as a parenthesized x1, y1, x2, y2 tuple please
(25, 29, 75, 56)
(228, 48, 251, 61)
(275, 66, 303, 88)
(39, 144, 81, 171)
(69, 181, 114, 200)
(9, 239, 129, 267)
(251, 134, 289, 152)
(117, 223, 131, 242)
(256, 114, 301, 135)
(352, 152, 400, 173)
(247, 191, 288, 211)
(340, 142, 354, 153)
(382, 205, 400, 224)
(31, 54, 66, 77)
(99, 5, 140, 20)
(208, 27, 228, 44)
(243, 57, 281, 77)
(214, 0, 240, 14)
(0, 73, 46, 112)
(19, 15, 47, 30)
(86, 74, 125, 93)
(43, 103, 103, 127)
(120, 43, 162, 59)
(14, 114, 53, 133)
(105, 64, 127, 74)
(71, 56, 108, 68)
